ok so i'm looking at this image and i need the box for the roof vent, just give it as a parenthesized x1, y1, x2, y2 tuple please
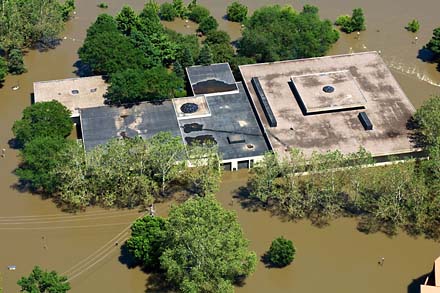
(181, 103, 199, 114)
(323, 85, 335, 93)
(358, 112, 373, 130)
(228, 134, 245, 144)
(246, 144, 254, 150)
(71, 89, 79, 95)
(90, 88, 97, 93)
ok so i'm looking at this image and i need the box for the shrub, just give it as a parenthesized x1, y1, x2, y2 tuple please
(160, 2, 178, 21)
(226, 1, 248, 23)
(406, 19, 420, 32)
(188, 4, 210, 23)
(266, 236, 296, 267)
(335, 8, 366, 33)
(98, 3, 108, 9)
(197, 15, 218, 35)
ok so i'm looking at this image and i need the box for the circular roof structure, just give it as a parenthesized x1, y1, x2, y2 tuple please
(323, 85, 335, 93)
(180, 102, 199, 114)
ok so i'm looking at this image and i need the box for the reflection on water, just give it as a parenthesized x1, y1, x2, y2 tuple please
(0, 0, 440, 292)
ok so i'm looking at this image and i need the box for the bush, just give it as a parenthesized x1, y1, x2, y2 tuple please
(7, 48, 26, 74)
(98, 2, 108, 9)
(197, 15, 218, 35)
(335, 8, 366, 33)
(427, 27, 440, 58)
(0, 56, 7, 83)
(406, 19, 420, 33)
(188, 4, 210, 23)
(204, 30, 231, 45)
(266, 236, 296, 267)
(160, 2, 178, 21)
(226, 1, 248, 23)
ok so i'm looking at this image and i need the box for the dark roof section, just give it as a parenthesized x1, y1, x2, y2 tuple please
(80, 101, 181, 151)
(251, 77, 277, 127)
(178, 83, 269, 160)
(186, 63, 238, 95)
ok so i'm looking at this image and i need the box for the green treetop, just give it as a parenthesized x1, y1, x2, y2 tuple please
(406, 19, 420, 33)
(414, 95, 440, 147)
(197, 44, 213, 65)
(226, 1, 248, 23)
(266, 236, 296, 267)
(427, 28, 440, 59)
(17, 266, 70, 293)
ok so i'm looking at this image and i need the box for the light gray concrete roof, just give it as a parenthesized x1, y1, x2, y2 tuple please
(33, 76, 107, 117)
(239, 51, 418, 158)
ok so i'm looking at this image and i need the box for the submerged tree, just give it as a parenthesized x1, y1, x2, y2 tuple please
(266, 236, 296, 267)
(226, 1, 248, 23)
(160, 196, 256, 293)
(17, 266, 70, 293)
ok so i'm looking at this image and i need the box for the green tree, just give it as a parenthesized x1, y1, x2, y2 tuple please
(12, 101, 72, 146)
(178, 46, 195, 68)
(172, 0, 187, 18)
(61, 0, 75, 21)
(197, 44, 213, 65)
(204, 30, 231, 45)
(188, 4, 210, 23)
(266, 236, 296, 267)
(160, 196, 256, 293)
(105, 67, 184, 104)
(16, 136, 72, 194)
(17, 266, 70, 293)
(249, 152, 282, 204)
(7, 48, 26, 74)
(211, 43, 235, 63)
(139, 1, 163, 36)
(239, 5, 339, 62)
(197, 15, 218, 35)
(427, 28, 440, 59)
(160, 2, 178, 21)
(116, 6, 139, 35)
(335, 15, 352, 31)
(414, 95, 440, 146)
(172, 61, 184, 79)
(302, 4, 319, 15)
(226, 1, 248, 23)
(0, 56, 7, 83)
(126, 216, 167, 268)
(406, 19, 420, 33)
(351, 8, 366, 31)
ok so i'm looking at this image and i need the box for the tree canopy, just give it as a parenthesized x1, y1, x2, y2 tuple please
(226, 1, 248, 23)
(17, 266, 70, 293)
(238, 5, 339, 62)
(335, 8, 366, 33)
(414, 95, 440, 147)
(12, 101, 72, 147)
(266, 237, 296, 267)
(160, 196, 256, 293)
(426, 28, 440, 60)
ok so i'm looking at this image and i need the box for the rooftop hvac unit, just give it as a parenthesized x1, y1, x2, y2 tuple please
(228, 134, 245, 144)
(358, 112, 373, 130)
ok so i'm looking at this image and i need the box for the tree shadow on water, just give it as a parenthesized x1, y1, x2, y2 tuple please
(73, 60, 93, 77)
(118, 243, 138, 269)
(417, 48, 436, 63)
(232, 185, 266, 213)
(145, 273, 173, 293)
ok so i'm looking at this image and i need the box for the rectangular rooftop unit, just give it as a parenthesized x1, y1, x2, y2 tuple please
(228, 134, 245, 144)
(358, 112, 373, 130)
(251, 77, 277, 127)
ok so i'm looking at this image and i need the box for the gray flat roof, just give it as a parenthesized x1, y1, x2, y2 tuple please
(80, 101, 181, 151)
(177, 83, 269, 160)
(186, 63, 238, 95)
(33, 76, 107, 117)
(239, 52, 418, 158)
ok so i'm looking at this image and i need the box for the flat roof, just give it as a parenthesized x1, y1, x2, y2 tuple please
(239, 52, 417, 158)
(186, 63, 238, 96)
(290, 70, 366, 114)
(177, 83, 269, 161)
(80, 101, 181, 151)
(33, 76, 108, 117)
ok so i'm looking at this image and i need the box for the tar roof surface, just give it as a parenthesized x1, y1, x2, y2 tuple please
(80, 101, 181, 151)
(33, 76, 107, 117)
(177, 83, 269, 160)
(239, 52, 417, 158)
(186, 63, 238, 95)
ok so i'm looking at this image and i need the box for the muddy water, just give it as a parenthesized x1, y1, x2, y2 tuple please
(0, 0, 440, 292)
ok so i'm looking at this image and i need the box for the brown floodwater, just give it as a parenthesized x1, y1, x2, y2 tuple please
(0, 0, 439, 292)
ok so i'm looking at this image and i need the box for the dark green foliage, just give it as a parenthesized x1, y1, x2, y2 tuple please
(98, 3, 108, 9)
(188, 4, 210, 23)
(266, 237, 295, 267)
(160, 196, 256, 293)
(12, 101, 72, 146)
(178, 46, 195, 68)
(204, 30, 231, 45)
(302, 4, 319, 15)
(160, 2, 178, 21)
(78, 17, 150, 74)
(238, 5, 339, 62)
(126, 216, 167, 268)
(414, 95, 440, 146)
(7, 48, 26, 74)
(116, 6, 139, 35)
(210, 43, 235, 63)
(0, 56, 7, 83)
(197, 15, 218, 35)
(139, 1, 164, 36)
(16, 136, 71, 193)
(166, 30, 199, 67)
(427, 28, 440, 59)
(335, 8, 366, 33)
(197, 44, 213, 65)
(105, 67, 184, 104)
(61, 0, 75, 21)
(406, 19, 420, 33)
(229, 55, 256, 79)
(172, 0, 187, 18)
(17, 266, 70, 293)
(226, 1, 248, 23)
(173, 61, 184, 79)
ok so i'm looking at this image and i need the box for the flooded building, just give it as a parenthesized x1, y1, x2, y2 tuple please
(79, 64, 268, 171)
(421, 257, 440, 293)
(239, 51, 418, 159)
